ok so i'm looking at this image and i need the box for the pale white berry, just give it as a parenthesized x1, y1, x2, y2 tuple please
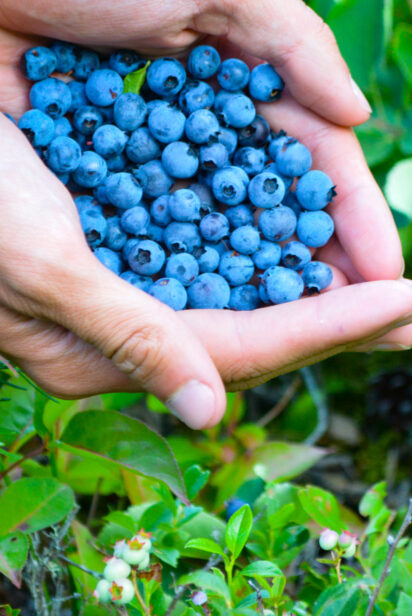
(110, 578, 135, 605)
(93, 579, 112, 603)
(103, 557, 131, 581)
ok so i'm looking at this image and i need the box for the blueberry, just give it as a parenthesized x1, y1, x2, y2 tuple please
(296, 170, 336, 210)
(120, 206, 150, 235)
(161, 141, 199, 178)
(214, 90, 240, 115)
(185, 109, 220, 144)
(73, 105, 104, 135)
(263, 266, 304, 304)
(226, 498, 248, 519)
(18, 109, 55, 147)
(30, 77, 72, 118)
(189, 183, 216, 214)
(128, 239, 166, 275)
(230, 225, 260, 255)
(252, 240, 281, 270)
(195, 245, 220, 273)
(46, 136, 81, 173)
(146, 99, 169, 114)
(103, 216, 128, 251)
(268, 130, 289, 161)
(149, 278, 187, 311)
(259, 283, 270, 305)
(93, 246, 123, 275)
(200, 212, 230, 242)
(249, 63, 284, 102)
(164, 222, 202, 254)
(68, 81, 89, 112)
(123, 238, 139, 261)
(226, 204, 255, 229)
(165, 252, 199, 286)
(73, 48, 100, 80)
(187, 273, 231, 309)
(276, 139, 312, 177)
(223, 94, 256, 128)
(50, 41, 77, 73)
(133, 160, 173, 198)
(219, 252, 255, 286)
(217, 58, 250, 92)
(179, 80, 215, 115)
(109, 49, 145, 76)
(297, 211, 334, 247)
(120, 271, 153, 292)
(259, 206, 297, 242)
(72, 151, 107, 187)
(169, 189, 201, 222)
(104, 172, 143, 209)
(85, 68, 123, 107)
(148, 103, 185, 143)
(212, 166, 248, 205)
(79, 208, 107, 247)
(215, 127, 238, 156)
(150, 195, 171, 227)
(229, 285, 260, 310)
(75, 195, 102, 214)
(200, 141, 229, 170)
(233, 147, 265, 175)
(113, 93, 147, 131)
(283, 190, 302, 216)
(92, 124, 127, 158)
(140, 222, 164, 243)
(126, 127, 161, 164)
(106, 152, 128, 172)
(281, 241, 311, 271)
(187, 45, 221, 79)
(147, 58, 186, 96)
(248, 171, 285, 208)
(54, 116, 73, 137)
(238, 114, 270, 148)
(23, 47, 57, 81)
(302, 261, 333, 293)
(264, 162, 293, 191)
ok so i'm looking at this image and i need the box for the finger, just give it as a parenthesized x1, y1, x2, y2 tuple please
(257, 95, 404, 281)
(316, 237, 365, 284)
(210, 0, 371, 126)
(180, 280, 412, 389)
(353, 324, 412, 352)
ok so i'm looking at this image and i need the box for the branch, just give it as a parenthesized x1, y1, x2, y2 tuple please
(257, 376, 301, 427)
(58, 554, 103, 579)
(365, 498, 412, 616)
(301, 367, 329, 445)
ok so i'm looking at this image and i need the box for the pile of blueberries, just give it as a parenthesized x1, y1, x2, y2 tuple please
(16, 41, 336, 311)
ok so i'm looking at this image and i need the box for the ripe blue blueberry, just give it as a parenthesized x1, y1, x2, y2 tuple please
(199, 141, 228, 170)
(18, 109, 55, 147)
(23, 47, 57, 81)
(141, 222, 164, 243)
(223, 94, 256, 128)
(185, 109, 220, 144)
(263, 266, 304, 304)
(149, 278, 188, 311)
(187, 273, 231, 309)
(150, 195, 171, 227)
(50, 41, 77, 73)
(179, 80, 215, 115)
(79, 208, 107, 247)
(195, 246, 220, 273)
(164, 222, 202, 254)
(92, 124, 127, 158)
(249, 63, 284, 102)
(109, 49, 145, 76)
(212, 166, 248, 205)
(297, 211, 334, 247)
(217, 58, 250, 92)
(199, 212, 230, 242)
(296, 170, 336, 210)
(148, 103, 185, 143)
(264, 162, 293, 191)
(93, 247, 123, 275)
(120, 206, 150, 235)
(226, 204, 255, 229)
(252, 240, 282, 270)
(72, 48, 100, 81)
(165, 253, 199, 286)
(113, 93, 147, 131)
(219, 252, 255, 286)
(68, 82, 89, 113)
(276, 139, 312, 177)
(281, 241, 311, 271)
(259, 206, 297, 241)
(234, 147, 265, 175)
(126, 127, 161, 164)
(75, 195, 102, 214)
(147, 58, 186, 96)
(120, 271, 153, 292)
(30, 78, 72, 118)
(248, 171, 285, 208)
(72, 151, 107, 188)
(302, 261, 333, 293)
(133, 160, 173, 198)
(168, 189, 201, 222)
(283, 190, 302, 216)
(229, 285, 260, 311)
(161, 142, 199, 178)
(230, 225, 260, 255)
(214, 127, 238, 155)
(226, 498, 248, 519)
(188, 45, 221, 79)
(85, 69, 124, 106)
(54, 117, 73, 137)
(46, 136, 81, 173)
(267, 130, 289, 161)
(189, 183, 216, 214)
(103, 216, 128, 251)
(73, 105, 104, 135)
(127, 239, 166, 275)
(106, 153, 128, 172)
(238, 114, 270, 148)
(104, 172, 143, 209)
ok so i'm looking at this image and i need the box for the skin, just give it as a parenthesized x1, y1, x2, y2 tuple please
(0, 0, 411, 430)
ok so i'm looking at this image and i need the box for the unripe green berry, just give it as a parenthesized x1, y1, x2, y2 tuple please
(338, 531, 353, 549)
(319, 528, 339, 551)
(342, 542, 357, 559)
(93, 579, 112, 603)
(113, 539, 127, 558)
(109, 578, 135, 604)
(103, 557, 131, 581)
(122, 543, 150, 567)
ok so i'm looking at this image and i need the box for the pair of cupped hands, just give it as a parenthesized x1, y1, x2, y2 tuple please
(0, 0, 411, 429)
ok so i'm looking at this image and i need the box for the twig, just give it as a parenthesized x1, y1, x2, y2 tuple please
(131, 570, 150, 616)
(247, 580, 264, 615)
(301, 367, 329, 445)
(257, 376, 301, 427)
(58, 554, 103, 579)
(365, 498, 412, 616)
(87, 478, 103, 528)
(0, 445, 45, 479)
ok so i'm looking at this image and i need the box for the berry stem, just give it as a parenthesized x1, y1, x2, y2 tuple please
(131, 569, 150, 616)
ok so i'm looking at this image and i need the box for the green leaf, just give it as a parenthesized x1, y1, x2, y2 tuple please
(356, 119, 398, 167)
(252, 442, 327, 482)
(0, 606, 21, 616)
(267, 503, 296, 529)
(240, 560, 283, 578)
(393, 24, 412, 86)
(178, 570, 231, 605)
(123, 62, 150, 94)
(225, 504, 253, 559)
(327, 0, 387, 90)
(385, 158, 412, 221)
(396, 592, 412, 615)
(184, 465, 210, 501)
(359, 482, 387, 517)
(59, 410, 187, 502)
(314, 582, 369, 615)
(69, 521, 104, 593)
(308, 0, 336, 19)
(184, 538, 225, 556)
(0, 478, 75, 536)
(298, 486, 343, 532)
(0, 532, 28, 587)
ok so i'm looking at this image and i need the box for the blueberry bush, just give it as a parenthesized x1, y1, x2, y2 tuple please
(1, 0, 412, 614)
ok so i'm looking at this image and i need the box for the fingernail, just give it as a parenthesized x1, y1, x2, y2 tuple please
(365, 343, 411, 352)
(166, 380, 216, 429)
(350, 77, 372, 114)
(398, 259, 406, 278)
